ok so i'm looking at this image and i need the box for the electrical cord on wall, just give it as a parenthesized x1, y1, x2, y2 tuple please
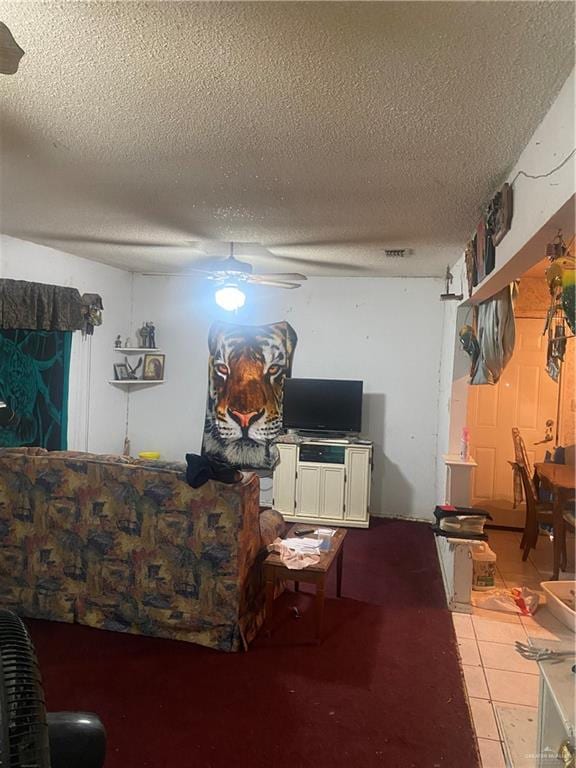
(510, 148, 575, 187)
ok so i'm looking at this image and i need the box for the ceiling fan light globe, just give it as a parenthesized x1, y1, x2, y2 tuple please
(215, 285, 246, 311)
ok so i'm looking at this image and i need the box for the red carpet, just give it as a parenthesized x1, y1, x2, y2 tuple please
(26, 518, 479, 768)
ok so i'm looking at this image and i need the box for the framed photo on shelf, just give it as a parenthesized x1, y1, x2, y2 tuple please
(114, 363, 130, 381)
(143, 353, 165, 381)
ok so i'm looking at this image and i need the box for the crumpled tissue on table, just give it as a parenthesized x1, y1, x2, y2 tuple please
(268, 537, 320, 569)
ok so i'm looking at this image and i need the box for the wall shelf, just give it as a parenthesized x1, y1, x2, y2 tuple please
(108, 380, 165, 386)
(114, 348, 162, 353)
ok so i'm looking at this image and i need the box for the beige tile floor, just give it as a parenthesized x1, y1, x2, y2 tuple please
(452, 529, 575, 768)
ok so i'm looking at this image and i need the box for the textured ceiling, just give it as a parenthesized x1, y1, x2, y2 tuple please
(0, 1, 573, 276)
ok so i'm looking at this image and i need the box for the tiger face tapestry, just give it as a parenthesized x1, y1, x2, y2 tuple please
(202, 321, 297, 469)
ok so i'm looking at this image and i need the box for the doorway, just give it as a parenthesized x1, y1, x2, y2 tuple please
(467, 260, 565, 527)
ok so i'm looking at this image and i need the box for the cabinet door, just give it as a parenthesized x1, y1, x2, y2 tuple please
(319, 466, 346, 520)
(345, 447, 371, 522)
(296, 465, 321, 518)
(272, 445, 297, 514)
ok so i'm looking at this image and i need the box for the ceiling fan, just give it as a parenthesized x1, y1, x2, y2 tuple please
(141, 242, 308, 310)
(143, 242, 307, 290)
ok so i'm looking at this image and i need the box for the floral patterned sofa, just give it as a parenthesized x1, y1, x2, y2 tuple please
(0, 448, 284, 652)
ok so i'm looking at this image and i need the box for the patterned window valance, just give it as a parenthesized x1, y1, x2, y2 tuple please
(0, 279, 103, 333)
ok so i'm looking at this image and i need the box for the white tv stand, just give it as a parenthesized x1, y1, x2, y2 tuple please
(272, 438, 373, 528)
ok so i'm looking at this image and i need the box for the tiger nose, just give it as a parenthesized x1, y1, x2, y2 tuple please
(229, 409, 261, 429)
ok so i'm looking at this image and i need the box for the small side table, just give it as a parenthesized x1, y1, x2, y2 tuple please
(263, 525, 347, 643)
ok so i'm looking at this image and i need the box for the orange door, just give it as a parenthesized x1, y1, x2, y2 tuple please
(467, 318, 559, 527)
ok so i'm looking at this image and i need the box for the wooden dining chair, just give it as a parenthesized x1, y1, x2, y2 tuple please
(553, 508, 574, 578)
(510, 460, 554, 561)
(511, 427, 533, 478)
(511, 427, 545, 557)
(511, 428, 572, 568)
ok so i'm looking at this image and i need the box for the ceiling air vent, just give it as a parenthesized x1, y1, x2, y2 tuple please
(384, 249, 409, 258)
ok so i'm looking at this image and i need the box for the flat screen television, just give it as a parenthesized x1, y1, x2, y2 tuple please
(282, 378, 363, 434)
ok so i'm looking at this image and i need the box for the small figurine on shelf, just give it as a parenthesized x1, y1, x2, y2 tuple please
(147, 321, 156, 349)
(124, 337, 132, 348)
(125, 356, 143, 380)
(138, 323, 149, 349)
(114, 335, 122, 348)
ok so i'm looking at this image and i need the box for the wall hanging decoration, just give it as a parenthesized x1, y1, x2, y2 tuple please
(439, 266, 463, 301)
(475, 219, 487, 284)
(464, 183, 514, 295)
(464, 238, 477, 297)
(460, 283, 517, 385)
(80, 294, 103, 336)
(487, 183, 513, 247)
(202, 321, 297, 469)
(543, 232, 575, 382)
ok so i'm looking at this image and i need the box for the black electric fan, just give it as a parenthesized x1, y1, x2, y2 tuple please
(0, 610, 106, 768)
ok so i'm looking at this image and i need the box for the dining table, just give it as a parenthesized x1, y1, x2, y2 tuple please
(534, 462, 576, 579)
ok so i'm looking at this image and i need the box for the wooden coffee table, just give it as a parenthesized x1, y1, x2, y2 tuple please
(263, 524, 347, 643)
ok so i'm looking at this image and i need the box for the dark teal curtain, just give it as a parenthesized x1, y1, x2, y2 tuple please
(0, 330, 72, 450)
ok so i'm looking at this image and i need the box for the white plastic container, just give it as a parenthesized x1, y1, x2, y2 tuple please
(315, 527, 335, 552)
(540, 580, 575, 633)
(472, 542, 497, 591)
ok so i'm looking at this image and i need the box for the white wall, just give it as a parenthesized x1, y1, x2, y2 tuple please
(437, 68, 575, 502)
(472, 69, 575, 302)
(129, 275, 446, 520)
(0, 235, 132, 453)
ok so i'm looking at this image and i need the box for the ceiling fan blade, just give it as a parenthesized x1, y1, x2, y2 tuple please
(13, 232, 206, 251)
(139, 267, 220, 278)
(269, 252, 370, 273)
(180, 268, 223, 278)
(245, 277, 301, 289)
(252, 273, 307, 281)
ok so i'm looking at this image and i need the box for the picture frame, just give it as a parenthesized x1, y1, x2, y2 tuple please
(475, 220, 486, 284)
(489, 182, 513, 247)
(114, 363, 130, 381)
(142, 353, 165, 381)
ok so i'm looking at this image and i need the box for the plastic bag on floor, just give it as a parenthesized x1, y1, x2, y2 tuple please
(473, 587, 540, 616)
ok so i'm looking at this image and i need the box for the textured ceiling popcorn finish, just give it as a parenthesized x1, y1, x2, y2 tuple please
(0, 1, 573, 276)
